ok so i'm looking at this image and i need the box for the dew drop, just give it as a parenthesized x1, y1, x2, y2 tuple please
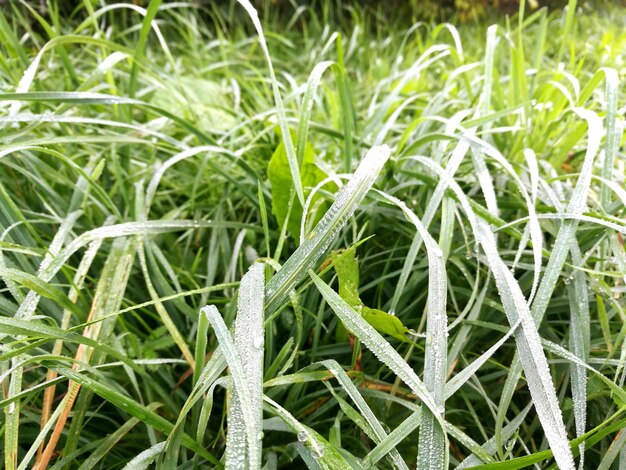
(253, 336, 264, 349)
(297, 431, 308, 442)
(257, 431, 264, 441)
(312, 446, 325, 459)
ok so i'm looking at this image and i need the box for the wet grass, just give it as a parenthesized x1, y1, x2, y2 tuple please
(0, 0, 625, 468)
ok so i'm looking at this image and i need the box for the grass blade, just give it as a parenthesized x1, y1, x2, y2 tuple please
(373, 191, 448, 469)
(201, 305, 258, 469)
(409, 155, 576, 469)
(226, 263, 265, 469)
(235, 0, 304, 205)
(309, 271, 445, 433)
(265, 145, 390, 315)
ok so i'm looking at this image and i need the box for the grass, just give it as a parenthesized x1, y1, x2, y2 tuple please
(0, 0, 625, 468)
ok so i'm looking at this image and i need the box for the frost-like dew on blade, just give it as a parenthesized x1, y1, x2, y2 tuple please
(373, 191, 448, 470)
(530, 108, 602, 326)
(265, 145, 390, 315)
(522, 148, 542, 304)
(122, 442, 166, 470)
(201, 306, 258, 470)
(390, 131, 472, 315)
(263, 395, 351, 469)
(12, 210, 82, 323)
(408, 155, 576, 469)
(226, 263, 265, 470)
(3, 210, 82, 470)
(568, 243, 590, 469)
(310, 271, 448, 468)
(319, 360, 408, 470)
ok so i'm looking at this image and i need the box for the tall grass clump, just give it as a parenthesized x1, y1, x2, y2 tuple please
(0, 0, 625, 468)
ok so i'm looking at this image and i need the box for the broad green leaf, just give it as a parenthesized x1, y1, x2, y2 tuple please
(151, 77, 236, 132)
(330, 248, 362, 307)
(361, 307, 412, 344)
(330, 247, 413, 343)
(268, 134, 327, 242)
(265, 145, 390, 315)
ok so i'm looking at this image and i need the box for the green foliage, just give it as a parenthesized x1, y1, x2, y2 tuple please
(0, 0, 625, 468)
(330, 248, 362, 307)
(151, 77, 236, 132)
(268, 133, 327, 242)
(331, 247, 413, 343)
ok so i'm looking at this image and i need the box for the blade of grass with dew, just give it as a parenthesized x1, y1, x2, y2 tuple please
(235, 0, 304, 206)
(372, 190, 448, 469)
(295, 61, 334, 167)
(362, 410, 422, 468)
(319, 359, 408, 470)
(201, 305, 259, 469)
(262, 395, 351, 469)
(265, 145, 390, 315)
(388, 25, 498, 315)
(309, 272, 447, 458)
(407, 155, 576, 468)
(2, 3, 625, 467)
(163, 171, 385, 463)
(389, 130, 471, 315)
(493, 107, 602, 462)
(44, 364, 217, 464)
(35, 237, 138, 469)
(3, 210, 81, 470)
(226, 262, 265, 469)
(568, 242, 590, 468)
(37, 215, 111, 456)
(122, 442, 166, 470)
(15, 391, 64, 470)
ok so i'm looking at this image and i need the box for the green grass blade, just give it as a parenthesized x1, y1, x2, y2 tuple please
(320, 359, 408, 470)
(226, 263, 265, 469)
(202, 305, 258, 469)
(265, 145, 390, 315)
(235, 0, 304, 206)
(310, 271, 445, 428)
(409, 155, 576, 469)
(263, 395, 352, 469)
(373, 191, 448, 469)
